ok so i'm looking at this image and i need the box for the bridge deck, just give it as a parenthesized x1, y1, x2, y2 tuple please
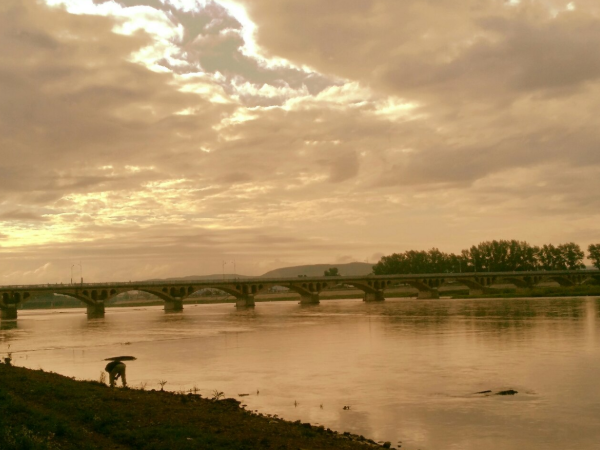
(1, 269, 598, 321)
(2, 269, 599, 290)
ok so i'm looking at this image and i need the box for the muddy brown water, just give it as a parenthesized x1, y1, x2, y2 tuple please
(2, 297, 599, 450)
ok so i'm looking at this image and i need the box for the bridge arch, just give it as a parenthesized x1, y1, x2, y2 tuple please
(58, 292, 93, 305)
(501, 275, 542, 289)
(0, 290, 92, 307)
(547, 276, 576, 287)
(452, 276, 497, 295)
(338, 280, 389, 302)
(289, 283, 319, 297)
(189, 286, 240, 298)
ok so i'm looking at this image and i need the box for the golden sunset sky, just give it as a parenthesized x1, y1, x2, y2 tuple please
(1, 0, 600, 283)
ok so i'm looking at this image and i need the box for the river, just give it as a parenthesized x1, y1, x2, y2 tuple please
(1, 297, 599, 450)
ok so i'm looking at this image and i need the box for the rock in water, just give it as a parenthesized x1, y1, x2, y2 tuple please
(496, 389, 518, 395)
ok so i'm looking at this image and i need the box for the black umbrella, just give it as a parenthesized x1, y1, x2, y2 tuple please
(103, 356, 137, 361)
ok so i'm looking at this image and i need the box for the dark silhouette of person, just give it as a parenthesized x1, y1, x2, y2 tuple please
(105, 360, 127, 387)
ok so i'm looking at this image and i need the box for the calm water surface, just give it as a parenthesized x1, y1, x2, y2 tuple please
(2, 297, 600, 450)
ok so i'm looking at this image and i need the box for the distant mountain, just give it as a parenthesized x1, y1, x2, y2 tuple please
(144, 262, 374, 282)
(145, 274, 255, 282)
(261, 262, 373, 278)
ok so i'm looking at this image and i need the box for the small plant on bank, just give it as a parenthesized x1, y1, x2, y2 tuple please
(139, 381, 148, 390)
(211, 390, 224, 401)
(3, 344, 12, 365)
(158, 380, 167, 391)
(99, 371, 106, 384)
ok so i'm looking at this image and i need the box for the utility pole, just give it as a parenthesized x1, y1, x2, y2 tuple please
(222, 260, 227, 280)
(78, 261, 83, 284)
(70, 264, 74, 285)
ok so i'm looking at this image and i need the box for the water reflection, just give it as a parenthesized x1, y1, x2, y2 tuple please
(2, 297, 600, 450)
(229, 307, 260, 321)
(159, 311, 190, 323)
(337, 409, 372, 438)
(1, 321, 17, 331)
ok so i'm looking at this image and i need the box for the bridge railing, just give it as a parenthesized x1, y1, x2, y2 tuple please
(1, 269, 599, 290)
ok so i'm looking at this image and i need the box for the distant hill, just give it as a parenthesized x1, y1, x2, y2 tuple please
(144, 263, 374, 282)
(261, 262, 373, 278)
(145, 274, 255, 282)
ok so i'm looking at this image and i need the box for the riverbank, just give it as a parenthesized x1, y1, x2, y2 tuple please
(0, 363, 393, 450)
(448, 284, 600, 299)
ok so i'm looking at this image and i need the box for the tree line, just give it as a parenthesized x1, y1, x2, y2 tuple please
(373, 240, 600, 275)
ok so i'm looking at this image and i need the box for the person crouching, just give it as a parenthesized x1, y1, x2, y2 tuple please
(105, 360, 127, 388)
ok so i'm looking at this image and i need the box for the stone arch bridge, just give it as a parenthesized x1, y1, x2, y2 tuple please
(1, 269, 599, 321)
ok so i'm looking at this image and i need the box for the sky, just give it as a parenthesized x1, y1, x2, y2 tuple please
(1, 0, 600, 284)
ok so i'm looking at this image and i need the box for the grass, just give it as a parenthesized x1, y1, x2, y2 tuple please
(0, 364, 389, 450)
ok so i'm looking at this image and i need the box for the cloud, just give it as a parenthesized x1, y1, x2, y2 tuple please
(0, 0, 230, 195)
(0, 209, 49, 222)
(1, 0, 600, 283)
(239, 1, 600, 95)
(328, 150, 359, 183)
(234, 0, 600, 186)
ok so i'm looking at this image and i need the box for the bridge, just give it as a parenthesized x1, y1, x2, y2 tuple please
(1, 269, 599, 322)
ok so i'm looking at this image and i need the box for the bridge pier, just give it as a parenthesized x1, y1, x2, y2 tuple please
(363, 290, 385, 302)
(300, 293, 320, 305)
(417, 289, 439, 299)
(164, 299, 183, 312)
(235, 295, 255, 308)
(469, 288, 485, 297)
(1, 306, 17, 321)
(86, 302, 105, 318)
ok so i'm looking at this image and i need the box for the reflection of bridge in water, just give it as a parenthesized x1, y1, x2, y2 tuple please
(1, 269, 599, 321)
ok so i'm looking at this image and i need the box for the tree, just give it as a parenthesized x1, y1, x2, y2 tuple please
(507, 240, 539, 271)
(372, 249, 456, 274)
(461, 240, 539, 272)
(372, 253, 407, 275)
(427, 248, 449, 273)
(537, 244, 560, 270)
(324, 267, 340, 276)
(558, 243, 585, 270)
(447, 252, 468, 273)
(537, 243, 585, 270)
(589, 244, 600, 269)
(403, 250, 430, 273)
(372, 240, 586, 276)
